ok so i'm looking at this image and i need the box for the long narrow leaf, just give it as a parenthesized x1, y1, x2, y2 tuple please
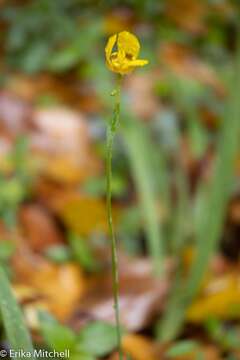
(159, 47, 240, 341)
(0, 267, 34, 357)
(121, 115, 167, 274)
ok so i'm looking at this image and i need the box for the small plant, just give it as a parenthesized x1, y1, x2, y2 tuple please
(104, 31, 148, 359)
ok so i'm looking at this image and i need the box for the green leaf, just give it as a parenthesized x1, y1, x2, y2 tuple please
(166, 341, 199, 357)
(47, 43, 84, 72)
(205, 318, 240, 350)
(159, 42, 240, 342)
(69, 352, 96, 360)
(68, 233, 98, 272)
(18, 42, 50, 73)
(121, 115, 166, 274)
(77, 321, 118, 357)
(0, 241, 16, 261)
(0, 266, 34, 356)
(45, 245, 72, 264)
(39, 312, 76, 352)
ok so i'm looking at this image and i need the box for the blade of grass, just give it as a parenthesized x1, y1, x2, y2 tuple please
(121, 115, 167, 275)
(159, 49, 240, 341)
(0, 267, 34, 356)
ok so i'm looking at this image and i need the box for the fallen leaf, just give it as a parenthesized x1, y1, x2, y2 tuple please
(55, 193, 113, 236)
(12, 247, 86, 321)
(0, 91, 31, 135)
(104, 8, 135, 34)
(187, 272, 240, 323)
(69, 254, 173, 332)
(20, 204, 64, 253)
(41, 155, 92, 185)
(165, 0, 207, 34)
(161, 43, 225, 97)
(125, 73, 160, 120)
(6, 74, 102, 113)
(31, 107, 100, 183)
(122, 334, 163, 360)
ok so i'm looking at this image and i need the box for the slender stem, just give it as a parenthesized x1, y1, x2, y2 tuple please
(106, 75, 123, 359)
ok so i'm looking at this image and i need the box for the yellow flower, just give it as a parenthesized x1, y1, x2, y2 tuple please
(105, 31, 149, 75)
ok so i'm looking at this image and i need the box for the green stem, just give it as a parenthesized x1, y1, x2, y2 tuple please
(106, 75, 123, 359)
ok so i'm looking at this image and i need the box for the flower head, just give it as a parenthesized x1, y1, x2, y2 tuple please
(105, 31, 149, 75)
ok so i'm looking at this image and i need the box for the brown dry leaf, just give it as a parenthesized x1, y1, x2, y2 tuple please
(122, 334, 163, 360)
(110, 341, 220, 360)
(41, 155, 93, 185)
(14, 284, 40, 303)
(31, 107, 88, 153)
(19, 204, 64, 253)
(199, 106, 220, 130)
(161, 43, 225, 97)
(236, 157, 240, 177)
(187, 271, 240, 323)
(104, 8, 135, 34)
(14, 284, 48, 330)
(6, 74, 102, 113)
(13, 249, 86, 321)
(125, 72, 160, 120)
(183, 247, 231, 276)
(55, 193, 114, 236)
(33, 178, 66, 210)
(33, 263, 85, 320)
(201, 345, 221, 360)
(71, 254, 172, 332)
(165, 0, 207, 34)
(229, 196, 240, 224)
(31, 107, 100, 183)
(233, 350, 240, 359)
(6, 74, 45, 102)
(0, 91, 31, 135)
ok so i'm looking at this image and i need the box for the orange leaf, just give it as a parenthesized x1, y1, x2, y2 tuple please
(166, 0, 207, 34)
(13, 251, 86, 321)
(187, 272, 240, 323)
(56, 193, 118, 236)
(122, 334, 162, 360)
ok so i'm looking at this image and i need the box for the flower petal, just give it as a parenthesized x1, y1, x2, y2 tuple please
(130, 59, 149, 67)
(105, 34, 117, 62)
(117, 31, 140, 59)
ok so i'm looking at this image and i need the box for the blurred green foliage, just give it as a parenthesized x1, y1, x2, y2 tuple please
(1, 0, 238, 75)
(0, 0, 240, 356)
(0, 137, 33, 227)
(40, 311, 119, 360)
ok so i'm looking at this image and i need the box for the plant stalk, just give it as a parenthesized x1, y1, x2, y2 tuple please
(106, 75, 123, 359)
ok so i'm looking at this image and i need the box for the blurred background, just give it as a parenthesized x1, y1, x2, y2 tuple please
(0, 0, 240, 359)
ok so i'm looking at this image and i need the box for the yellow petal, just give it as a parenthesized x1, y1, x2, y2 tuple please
(105, 31, 149, 74)
(105, 33, 117, 62)
(118, 31, 140, 59)
(130, 59, 149, 67)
